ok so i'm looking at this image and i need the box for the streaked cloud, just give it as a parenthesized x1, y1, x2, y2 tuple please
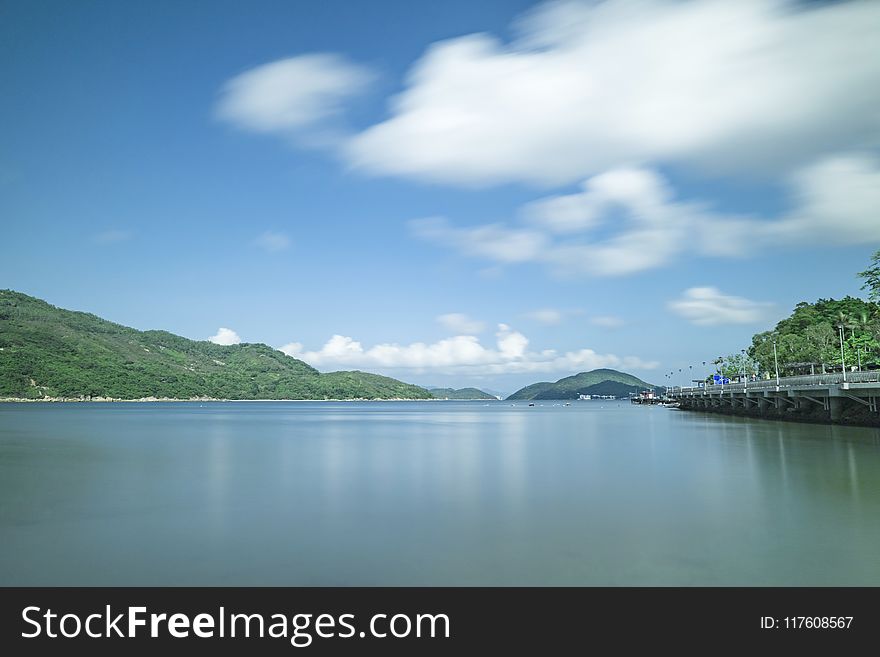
(345, 0, 880, 186)
(436, 313, 486, 334)
(92, 229, 133, 245)
(413, 155, 880, 277)
(524, 309, 564, 325)
(591, 315, 626, 329)
(668, 287, 773, 326)
(253, 230, 291, 253)
(410, 217, 549, 264)
(762, 154, 880, 245)
(216, 54, 375, 139)
(208, 327, 242, 345)
(217, 1, 880, 279)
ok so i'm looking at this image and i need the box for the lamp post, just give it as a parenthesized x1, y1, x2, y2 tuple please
(741, 349, 747, 389)
(772, 340, 779, 386)
(857, 345, 862, 372)
(838, 324, 847, 383)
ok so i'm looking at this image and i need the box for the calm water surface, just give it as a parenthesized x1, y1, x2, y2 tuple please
(1, 401, 879, 585)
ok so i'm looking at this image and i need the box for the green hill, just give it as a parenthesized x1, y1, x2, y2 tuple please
(507, 369, 655, 400)
(0, 290, 432, 400)
(428, 387, 497, 400)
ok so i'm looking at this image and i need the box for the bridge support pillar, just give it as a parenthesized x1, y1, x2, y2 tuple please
(829, 397, 843, 421)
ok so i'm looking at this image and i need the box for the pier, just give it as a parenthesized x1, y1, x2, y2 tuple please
(668, 371, 880, 426)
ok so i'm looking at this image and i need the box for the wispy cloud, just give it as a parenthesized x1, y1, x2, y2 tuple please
(253, 231, 291, 253)
(280, 323, 657, 376)
(524, 309, 564, 325)
(410, 217, 549, 264)
(412, 155, 880, 277)
(208, 327, 242, 345)
(216, 53, 375, 142)
(668, 287, 773, 326)
(591, 315, 625, 329)
(92, 229, 133, 245)
(436, 313, 486, 334)
(216, 1, 880, 279)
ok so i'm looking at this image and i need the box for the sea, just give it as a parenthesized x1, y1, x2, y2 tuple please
(1, 400, 879, 585)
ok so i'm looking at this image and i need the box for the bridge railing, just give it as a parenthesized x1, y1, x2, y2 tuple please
(672, 370, 880, 394)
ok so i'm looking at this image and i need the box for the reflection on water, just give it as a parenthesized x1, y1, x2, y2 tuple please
(1, 401, 879, 585)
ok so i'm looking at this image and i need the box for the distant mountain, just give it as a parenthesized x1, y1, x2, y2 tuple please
(480, 387, 507, 399)
(0, 290, 432, 400)
(507, 369, 655, 400)
(429, 387, 498, 400)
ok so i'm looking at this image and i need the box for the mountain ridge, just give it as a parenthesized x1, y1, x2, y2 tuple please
(0, 290, 432, 400)
(506, 369, 655, 400)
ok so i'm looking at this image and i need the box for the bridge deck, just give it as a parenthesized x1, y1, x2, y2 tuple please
(668, 372, 880, 423)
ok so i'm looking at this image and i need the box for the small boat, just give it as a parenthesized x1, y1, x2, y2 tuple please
(528, 403, 535, 407)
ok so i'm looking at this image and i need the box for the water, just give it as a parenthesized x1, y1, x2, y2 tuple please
(1, 401, 879, 586)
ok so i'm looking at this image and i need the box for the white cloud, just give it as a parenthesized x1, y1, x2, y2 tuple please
(525, 309, 564, 325)
(523, 167, 674, 234)
(208, 327, 242, 345)
(216, 54, 374, 138)
(346, 0, 880, 186)
(764, 154, 880, 244)
(253, 231, 291, 252)
(668, 287, 772, 326)
(409, 165, 710, 276)
(591, 315, 625, 329)
(436, 313, 486, 334)
(413, 155, 880, 277)
(279, 323, 657, 375)
(410, 217, 549, 264)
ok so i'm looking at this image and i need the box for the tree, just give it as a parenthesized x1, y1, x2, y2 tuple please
(720, 352, 759, 379)
(834, 310, 855, 339)
(858, 249, 880, 302)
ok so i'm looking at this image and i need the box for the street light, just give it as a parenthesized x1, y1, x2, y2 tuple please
(838, 324, 847, 383)
(772, 340, 779, 386)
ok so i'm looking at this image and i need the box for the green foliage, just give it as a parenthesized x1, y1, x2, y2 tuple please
(717, 352, 759, 379)
(746, 296, 880, 375)
(507, 369, 654, 400)
(0, 290, 432, 400)
(857, 249, 880, 302)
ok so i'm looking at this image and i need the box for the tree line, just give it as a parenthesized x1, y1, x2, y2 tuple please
(712, 250, 880, 380)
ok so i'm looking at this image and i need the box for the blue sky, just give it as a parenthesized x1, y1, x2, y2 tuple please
(2, 0, 878, 394)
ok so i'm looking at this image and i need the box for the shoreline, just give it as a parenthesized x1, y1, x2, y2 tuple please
(0, 397, 487, 403)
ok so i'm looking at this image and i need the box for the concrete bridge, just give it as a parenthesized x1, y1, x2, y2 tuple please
(668, 371, 880, 424)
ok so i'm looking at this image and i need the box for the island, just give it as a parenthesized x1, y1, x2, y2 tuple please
(507, 369, 655, 400)
(427, 387, 498, 400)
